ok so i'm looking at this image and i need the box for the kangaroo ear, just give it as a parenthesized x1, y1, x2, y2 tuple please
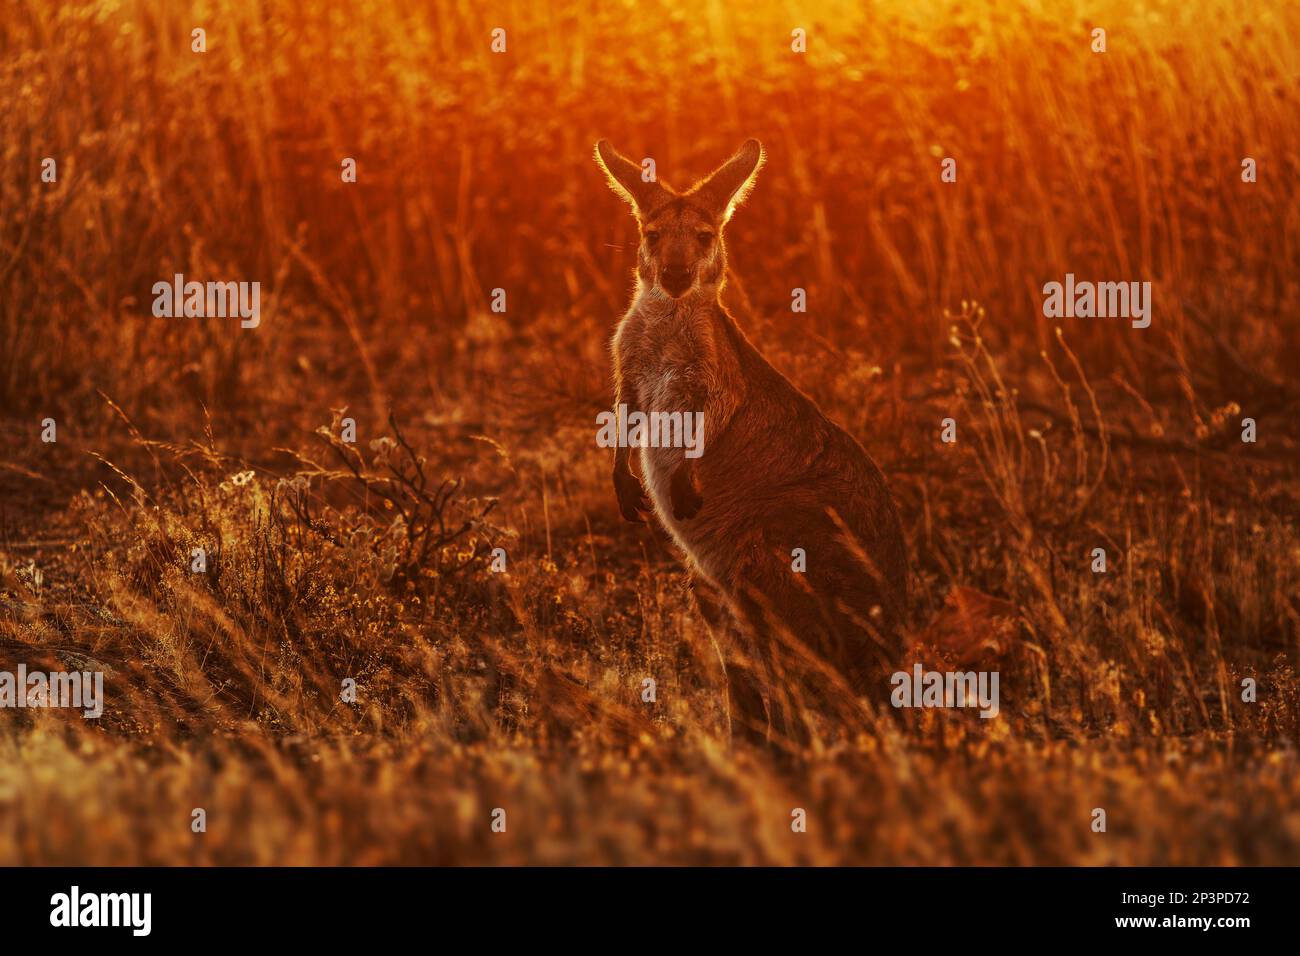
(594, 140, 669, 214)
(690, 139, 765, 223)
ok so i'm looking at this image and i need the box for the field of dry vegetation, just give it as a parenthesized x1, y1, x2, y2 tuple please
(1, 0, 1298, 864)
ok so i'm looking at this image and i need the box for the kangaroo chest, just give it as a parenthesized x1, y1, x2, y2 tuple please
(621, 304, 720, 414)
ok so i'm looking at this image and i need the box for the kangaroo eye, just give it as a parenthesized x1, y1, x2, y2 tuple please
(697, 231, 714, 244)
(645, 230, 661, 242)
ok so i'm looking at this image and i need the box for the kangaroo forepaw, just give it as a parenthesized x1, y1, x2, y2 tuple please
(614, 470, 649, 524)
(670, 469, 703, 520)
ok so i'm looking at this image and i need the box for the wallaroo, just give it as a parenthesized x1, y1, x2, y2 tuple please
(594, 138, 908, 740)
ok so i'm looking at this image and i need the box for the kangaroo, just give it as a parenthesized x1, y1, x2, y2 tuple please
(594, 139, 908, 735)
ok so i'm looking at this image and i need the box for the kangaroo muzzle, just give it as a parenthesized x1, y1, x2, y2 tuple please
(659, 265, 693, 297)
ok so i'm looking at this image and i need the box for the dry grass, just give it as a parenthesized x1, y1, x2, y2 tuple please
(1, 0, 1298, 864)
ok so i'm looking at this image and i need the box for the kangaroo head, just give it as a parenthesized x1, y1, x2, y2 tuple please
(594, 139, 765, 300)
